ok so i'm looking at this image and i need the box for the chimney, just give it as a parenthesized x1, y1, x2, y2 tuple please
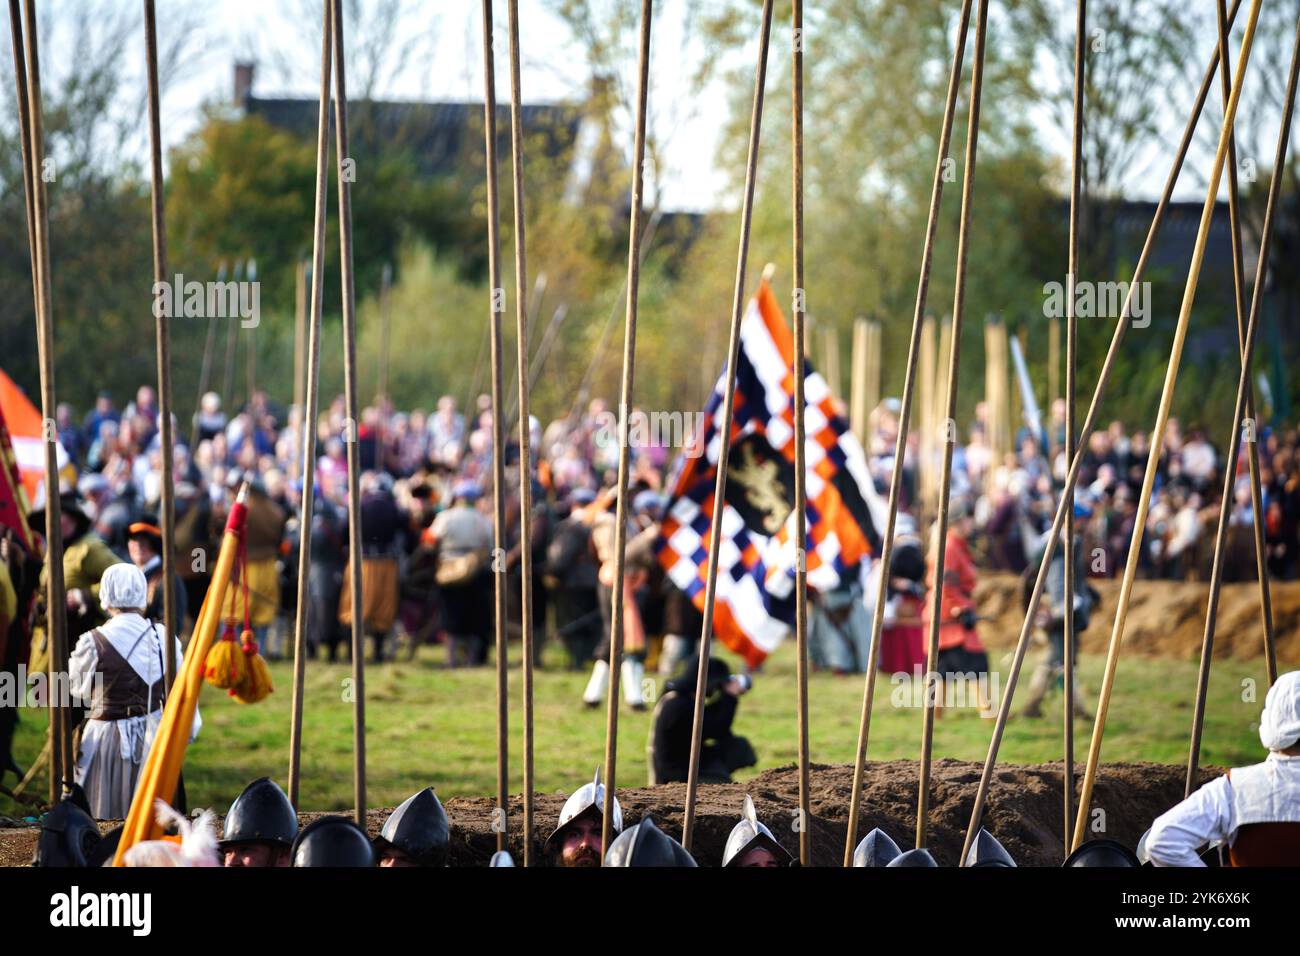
(233, 61, 255, 105)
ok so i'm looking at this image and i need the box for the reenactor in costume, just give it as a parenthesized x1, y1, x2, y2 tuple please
(721, 795, 794, 867)
(603, 815, 696, 867)
(373, 787, 451, 867)
(1145, 670, 1300, 866)
(126, 516, 188, 628)
(29, 487, 119, 676)
(220, 777, 298, 867)
(1022, 497, 1096, 720)
(291, 816, 376, 867)
(67, 563, 196, 819)
(648, 655, 756, 785)
(544, 768, 622, 867)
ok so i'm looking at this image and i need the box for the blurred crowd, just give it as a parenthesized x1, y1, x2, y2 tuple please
(41, 384, 1300, 684)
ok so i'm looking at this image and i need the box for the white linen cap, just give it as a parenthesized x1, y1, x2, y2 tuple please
(100, 562, 149, 612)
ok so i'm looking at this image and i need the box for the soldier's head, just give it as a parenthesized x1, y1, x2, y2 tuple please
(126, 520, 162, 566)
(372, 788, 450, 868)
(545, 769, 622, 867)
(221, 777, 297, 868)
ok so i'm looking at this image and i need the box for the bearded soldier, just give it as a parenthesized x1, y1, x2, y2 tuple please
(373, 788, 451, 867)
(220, 777, 297, 867)
(544, 768, 622, 867)
(603, 815, 696, 867)
(1145, 670, 1300, 867)
(721, 795, 794, 867)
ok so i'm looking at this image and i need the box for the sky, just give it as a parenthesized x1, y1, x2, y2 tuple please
(11, 0, 1293, 213)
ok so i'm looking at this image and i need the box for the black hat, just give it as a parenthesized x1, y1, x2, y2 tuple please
(291, 816, 376, 868)
(964, 828, 1016, 867)
(372, 788, 450, 867)
(1062, 839, 1141, 868)
(221, 777, 298, 849)
(29, 488, 91, 540)
(852, 827, 903, 867)
(603, 815, 697, 867)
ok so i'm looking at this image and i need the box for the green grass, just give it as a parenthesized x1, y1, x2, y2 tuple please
(3, 639, 1283, 817)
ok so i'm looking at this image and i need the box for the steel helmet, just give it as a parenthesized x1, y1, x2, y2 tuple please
(603, 815, 697, 867)
(490, 850, 516, 867)
(544, 767, 622, 857)
(1062, 839, 1141, 868)
(33, 792, 101, 867)
(852, 827, 903, 867)
(964, 828, 1017, 867)
(721, 794, 793, 867)
(291, 816, 376, 867)
(886, 847, 939, 867)
(221, 777, 298, 849)
(372, 788, 450, 866)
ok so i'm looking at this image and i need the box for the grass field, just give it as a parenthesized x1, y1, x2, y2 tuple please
(2, 638, 1284, 818)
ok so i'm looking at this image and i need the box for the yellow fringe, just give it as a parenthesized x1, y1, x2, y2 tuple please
(203, 632, 246, 690)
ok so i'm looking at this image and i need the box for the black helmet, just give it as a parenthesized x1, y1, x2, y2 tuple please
(852, 827, 902, 867)
(33, 796, 101, 867)
(221, 777, 298, 849)
(1062, 839, 1141, 868)
(291, 816, 376, 867)
(85, 825, 123, 868)
(964, 828, 1016, 867)
(603, 816, 697, 867)
(886, 847, 938, 867)
(372, 788, 450, 866)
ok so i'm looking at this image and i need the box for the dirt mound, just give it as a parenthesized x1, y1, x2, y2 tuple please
(976, 573, 1300, 663)
(0, 760, 1211, 867)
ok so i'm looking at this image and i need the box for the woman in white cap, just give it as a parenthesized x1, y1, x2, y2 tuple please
(1146, 670, 1300, 866)
(67, 562, 199, 819)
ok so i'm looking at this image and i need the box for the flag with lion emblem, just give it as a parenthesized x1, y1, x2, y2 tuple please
(655, 279, 887, 666)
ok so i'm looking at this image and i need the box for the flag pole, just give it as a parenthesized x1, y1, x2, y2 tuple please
(600, 0, 654, 862)
(1061, 0, 1085, 859)
(959, 0, 1247, 864)
(915, 0, 990, 852)
(790, 0, 812, 868)
(503, 0, 537, 865)
(682, 0, 773, 855)
(143, 0, 178, 683)
(286, 0, 332, 809)
(331, 0, 367, 827)
(478, 0, 511, 855)
(1071, 0, 1265, 853)
(1210, 0, 1277, 690)
(1187, 6, 1299, 796)
(842, 0, 975, 866)
(19, 0, 72, 798)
